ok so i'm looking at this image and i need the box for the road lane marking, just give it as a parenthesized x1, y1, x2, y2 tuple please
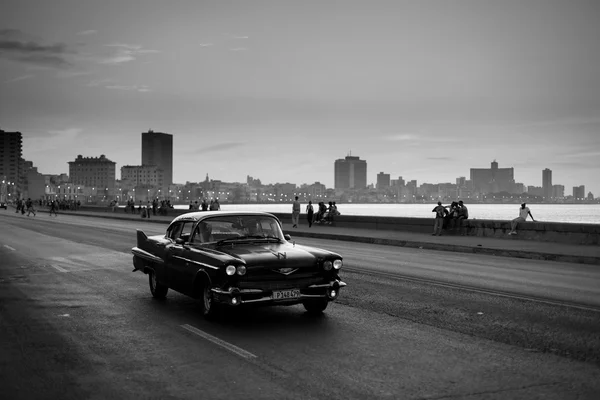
(49, 264, 68, 273)
(181, 324, 257, 359)
(3, 245, 16, 251)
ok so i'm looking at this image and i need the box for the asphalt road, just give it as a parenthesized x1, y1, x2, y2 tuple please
(1, 211, 599, 400)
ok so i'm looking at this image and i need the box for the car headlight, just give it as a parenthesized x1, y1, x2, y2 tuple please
(323, 260, 332, 271)
(236, 265, 247, 276)
(225, 265, 237, 276)
(333, 259, 343, 270)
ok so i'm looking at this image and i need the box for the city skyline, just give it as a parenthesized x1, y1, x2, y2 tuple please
(1, 1, 599, 195)
(3, 127, 595, 198)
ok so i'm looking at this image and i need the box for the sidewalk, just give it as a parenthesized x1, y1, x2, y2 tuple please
(28, 208, 600, 265)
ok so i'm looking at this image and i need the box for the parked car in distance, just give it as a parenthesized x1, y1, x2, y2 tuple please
(0, 202, 7, 210)
(131, 211, 346, 318)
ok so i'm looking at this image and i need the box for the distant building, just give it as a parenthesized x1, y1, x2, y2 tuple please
(391, 176, 405, 187)
(0, 130, 23, 196)
(542, 168, 552, 200)
(470, 160, 515, 193)
(376, 172, 390, 189)
(121, 165, 164, 187)
(527, 186, 543, 197)
(573, 185, 585, 200)
(552, 184, 565, 199)
(142, 130, 173, 186)
(68, 154, 116, 190)
(334, 155, 367, 189)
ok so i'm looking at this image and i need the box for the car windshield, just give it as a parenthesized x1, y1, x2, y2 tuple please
(191, 215, 285, 244)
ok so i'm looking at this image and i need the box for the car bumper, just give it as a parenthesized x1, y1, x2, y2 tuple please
(210, 279, 347, 306)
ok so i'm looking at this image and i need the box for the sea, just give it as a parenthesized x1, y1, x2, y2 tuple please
(170, 203, 600, 224)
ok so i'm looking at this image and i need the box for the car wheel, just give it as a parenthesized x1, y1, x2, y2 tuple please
(148, 270, 168, 299)
(303, 298, 328, 314)
(200, 281, 219, 319)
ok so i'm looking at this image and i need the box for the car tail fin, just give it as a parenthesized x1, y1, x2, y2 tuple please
(136, 229, 148, 246)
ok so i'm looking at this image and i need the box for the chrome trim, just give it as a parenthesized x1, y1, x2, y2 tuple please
(308, 280, 347, 289)
(172, 255, 219, 270)
(210, 280, 347, 305)
(132, 247, 164, 265)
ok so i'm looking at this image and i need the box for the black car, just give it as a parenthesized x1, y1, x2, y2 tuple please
(131, 211, 346, 318)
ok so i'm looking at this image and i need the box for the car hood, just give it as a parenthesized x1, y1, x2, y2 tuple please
(216, 242, 329, 269)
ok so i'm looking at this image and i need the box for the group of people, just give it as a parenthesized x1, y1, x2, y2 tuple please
(432, 201, 535, 236)
(292, 198, 340, 228)
(14, 198, 39, 217)
(188, 198, 221, 212)
(432, 200, 469, 236)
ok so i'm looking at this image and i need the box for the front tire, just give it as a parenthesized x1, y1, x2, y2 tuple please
(149, 270, 168, 299)
(303, 298, 328, 314)
(200, 281, 219, 319)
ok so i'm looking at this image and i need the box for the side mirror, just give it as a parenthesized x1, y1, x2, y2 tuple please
(175, 237, 186, 245)
(284, 234, 292, 241)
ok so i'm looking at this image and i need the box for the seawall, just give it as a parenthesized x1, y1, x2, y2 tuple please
(81, 205, 600, 246)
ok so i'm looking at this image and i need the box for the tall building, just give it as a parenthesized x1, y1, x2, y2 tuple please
(573, 185, 585, 200)
(142, 130, 173, 186)
(542, 168, 552, 200)
(470, 160, 515, 193)
(376, 172, 390, 189)
(0, 130, 23, 195)
(334, 155, 367, 189)
(121, 165, 164, 187)
(68, 154, 116, 190)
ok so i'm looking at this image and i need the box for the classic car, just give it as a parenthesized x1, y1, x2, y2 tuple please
(131, 211, 346, 318)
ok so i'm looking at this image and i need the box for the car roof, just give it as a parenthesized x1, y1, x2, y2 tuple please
(170, 210, 279, 224)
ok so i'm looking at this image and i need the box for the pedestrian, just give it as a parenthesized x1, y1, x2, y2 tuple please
(306, 200, 314, 228)
(49, 200, 58, 217)
(455, 200, 469, 235)
(292, 196, 301, 228)
(508, 203, 535, 235)
(432, 201, 448, 236)
(26, 198, 36, 217)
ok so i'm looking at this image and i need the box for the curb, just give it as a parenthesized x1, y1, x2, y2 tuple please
(282, 232, 600, 266)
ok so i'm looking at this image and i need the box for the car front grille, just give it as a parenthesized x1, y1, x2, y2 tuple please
(237, 276, 328, 290)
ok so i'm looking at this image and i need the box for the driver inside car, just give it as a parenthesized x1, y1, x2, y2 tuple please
(195, 222, 213, 243)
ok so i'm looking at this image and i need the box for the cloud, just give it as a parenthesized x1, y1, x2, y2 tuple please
(100, 43, 160, 65)
(230, 47, 247, 51)
(77, 30, 98, 35)
(199, 43, 213, 47)
(4, 74, 34, 83)
(85, 78, 150, 92)
(105, 84, 151, 92)
(0, 29, 73, 68)
(427, 157, 453, 161)
(223, 33, 249, 39)
(386, 134, 418, 141)
(188, 142, 246, 155)
(23, 128, 84, 152)
(56, 69, 93, 78)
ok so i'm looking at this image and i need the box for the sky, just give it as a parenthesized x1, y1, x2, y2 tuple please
(1, 0, 599, 195)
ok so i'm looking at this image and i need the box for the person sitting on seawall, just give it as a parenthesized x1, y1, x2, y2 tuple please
(455, 200, 469, 235)
(444, 201, 459, 230)
(508, 203, 535, 235)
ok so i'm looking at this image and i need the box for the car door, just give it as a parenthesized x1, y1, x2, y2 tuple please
(167, 221, 196, 295)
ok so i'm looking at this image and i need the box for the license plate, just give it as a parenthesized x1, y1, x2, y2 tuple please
(272, 289, 301, 300)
